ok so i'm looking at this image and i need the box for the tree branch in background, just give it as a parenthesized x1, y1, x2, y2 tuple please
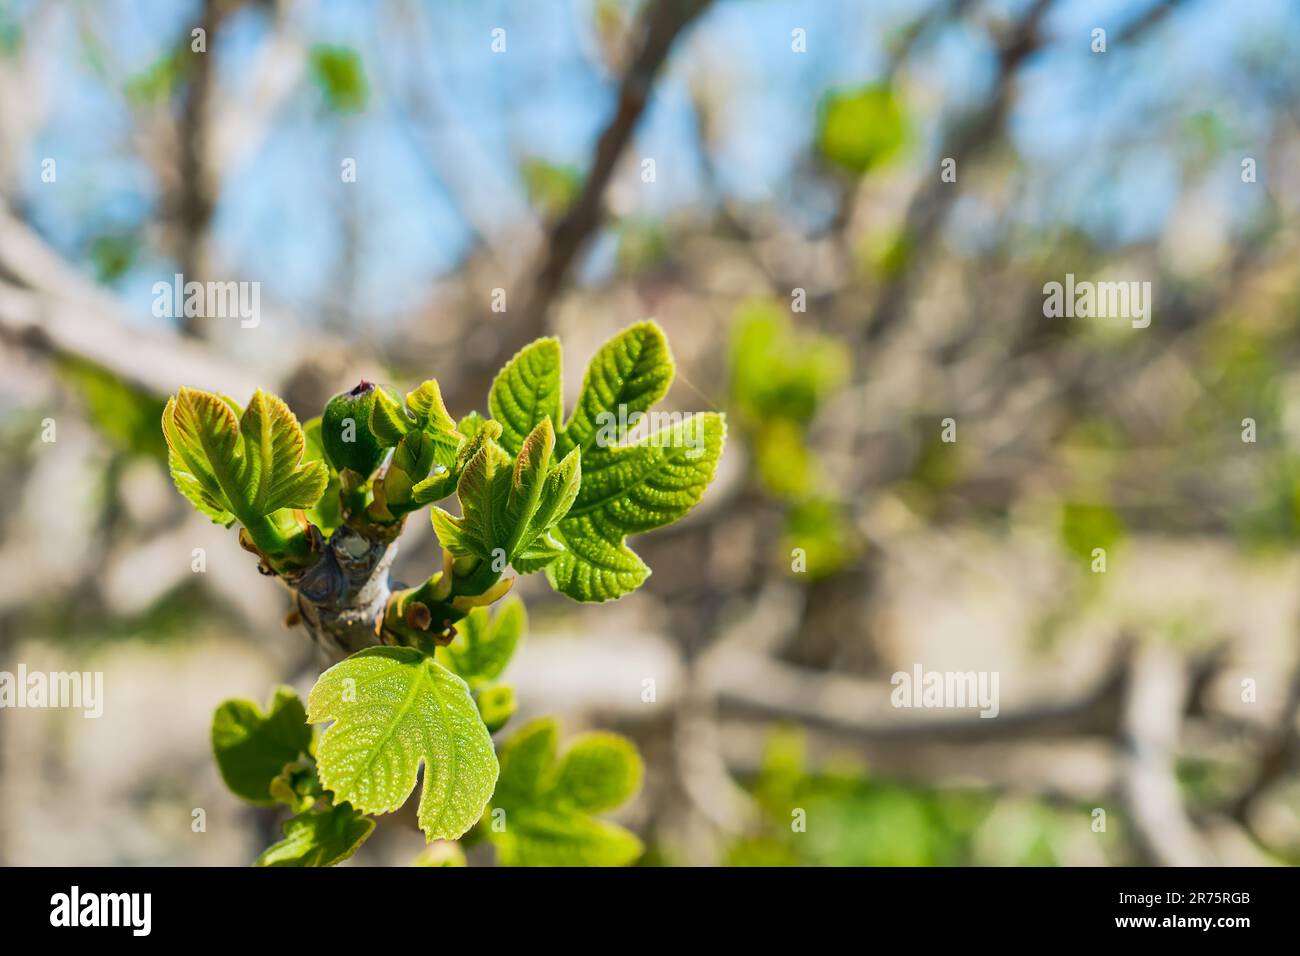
(172, 0, 229, 336)
(447, 0, 713, 413)
(157, 0, 309, 336)
(0, 207, 260, 396)
(520, 0, 712, 328)
(860, 0, 1183, 351)
(860, 0, 1054, 348)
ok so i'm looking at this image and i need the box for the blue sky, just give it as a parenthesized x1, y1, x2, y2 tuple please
(10, 0, 1298, 328)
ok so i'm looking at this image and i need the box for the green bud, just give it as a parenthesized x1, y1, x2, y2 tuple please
(321, 381, 390, 477)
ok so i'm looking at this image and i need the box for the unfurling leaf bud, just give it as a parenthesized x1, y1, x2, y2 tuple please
(321, 381, 390, 477)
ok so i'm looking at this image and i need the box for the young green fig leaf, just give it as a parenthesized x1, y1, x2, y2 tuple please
(484, 322, 725, 601)
(431, 432, 514, 562)
(369, 383, 414, 446)
(487, 718, 644, 866)
(432, 418, 580, 576)
(514, 444, 580, 567)
(368, 380, 463, 519)
(554, 320, 674, 461)
(163, 387, 327, 562)
(490, 337, 562, 456)
(162, 387, 243, 525)
(436, 597, 525, 688)
(547, 412, 725, 602)
(307, 647, 499, 841)
(505, 418, 555, 538)
(211, 686, 313, 805)
(254, 801, 375, 867)
(458, 411, 488, 440)
(405, 379, 458, 434)
(550, 731, 644, 814)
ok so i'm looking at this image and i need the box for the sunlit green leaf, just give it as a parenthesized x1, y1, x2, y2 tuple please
(550, 732, 643, 814)
(370, 380, 462, 516)
(431, 433, 513, 561)
(554, 321, 674, 461)
(484, 323, 725, 601)
(162, 387, 328, 527)
(307, 647, 498, 841)
(547, 412, 725, 601)
(490, 337, 563, 457)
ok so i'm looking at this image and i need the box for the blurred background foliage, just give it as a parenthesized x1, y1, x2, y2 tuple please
(2, 0, 1300, 867)
(725, 729, 1129, 866)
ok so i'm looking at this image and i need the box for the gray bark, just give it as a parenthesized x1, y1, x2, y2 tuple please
(286, 523, 396, 662)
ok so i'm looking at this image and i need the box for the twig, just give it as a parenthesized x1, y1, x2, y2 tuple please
(172, 0, 230, 333)
(860, 0, 1054, 347)
(519, 0, 713, 327)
